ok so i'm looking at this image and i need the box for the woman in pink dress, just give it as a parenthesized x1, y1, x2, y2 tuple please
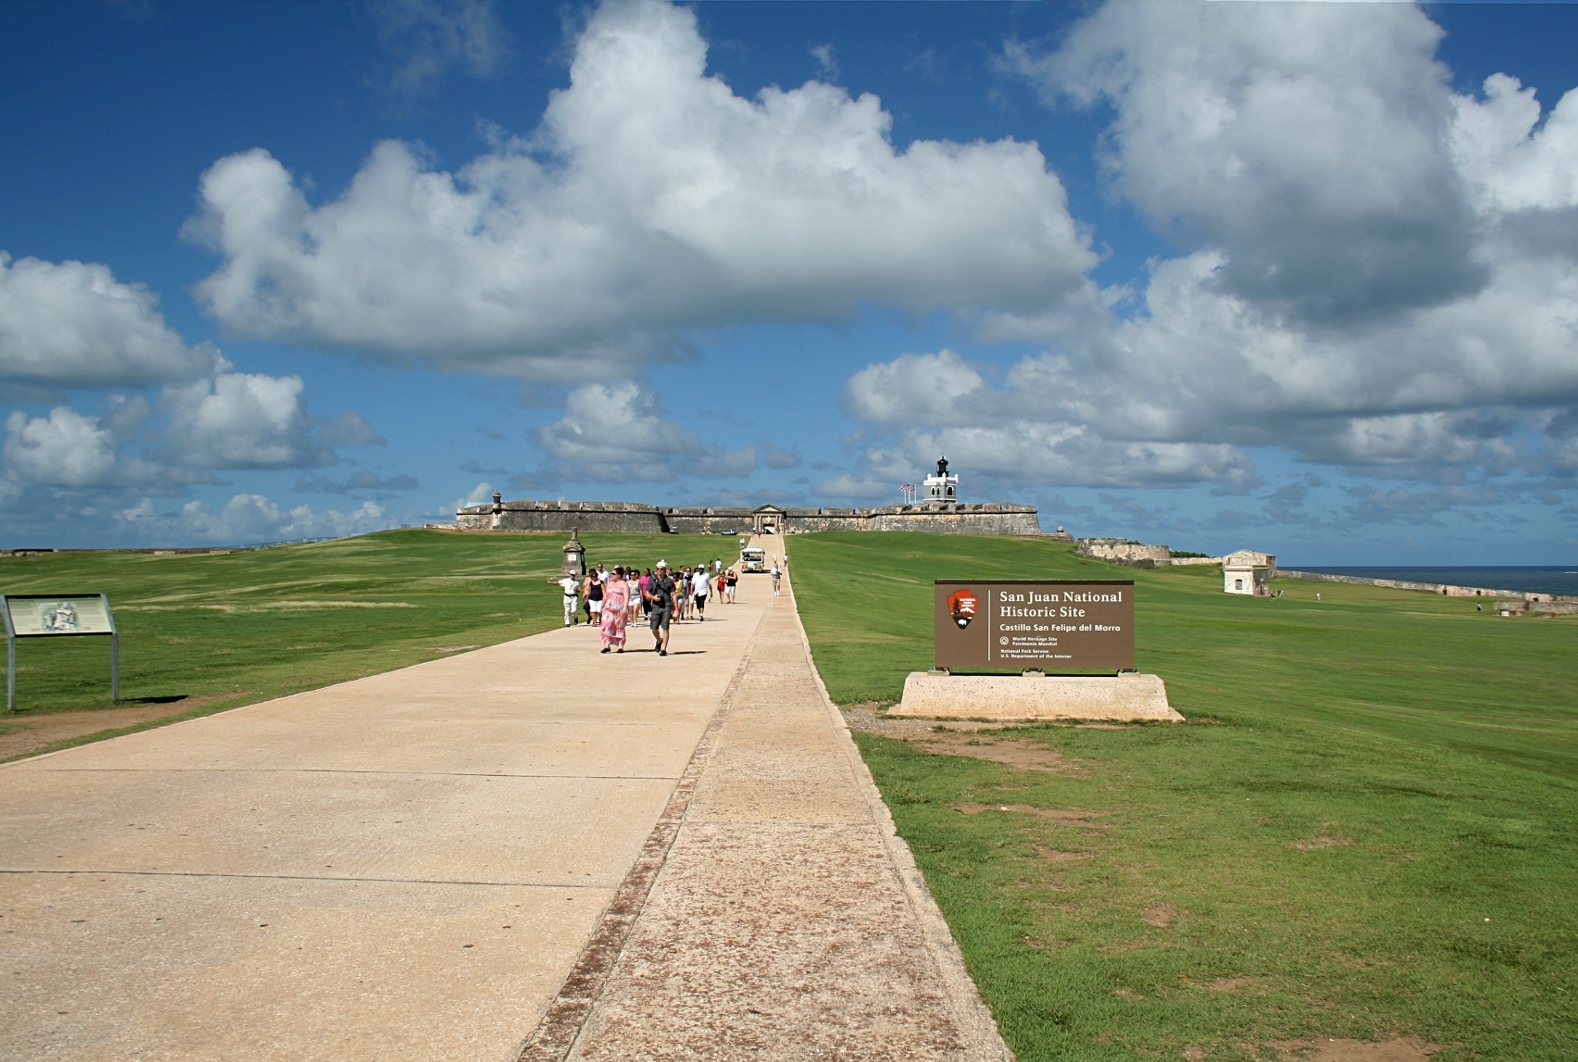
(599, 567, 630, 654)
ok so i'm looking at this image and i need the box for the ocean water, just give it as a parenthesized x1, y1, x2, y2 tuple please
(1289, 566, 1578, 597)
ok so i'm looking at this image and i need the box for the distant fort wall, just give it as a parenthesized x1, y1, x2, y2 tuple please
(455, 496, 1044, 536)
(456, 499, 666, 534)
(1065, 543, 1578, 605)
(1076, 538, 1173, 569)
(1276, 568, 1576, 605)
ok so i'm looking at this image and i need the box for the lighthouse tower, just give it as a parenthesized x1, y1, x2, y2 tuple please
(922, 456, 959, 505)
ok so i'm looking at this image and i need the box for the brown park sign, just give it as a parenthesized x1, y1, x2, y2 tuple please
(934, 580, 1134, 673)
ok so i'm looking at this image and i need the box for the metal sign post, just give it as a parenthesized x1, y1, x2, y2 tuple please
(1, 593, 119, 712)
(3, 601, 12, 713)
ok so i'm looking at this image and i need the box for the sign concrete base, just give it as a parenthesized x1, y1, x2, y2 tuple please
(892, 672, 1182, 723)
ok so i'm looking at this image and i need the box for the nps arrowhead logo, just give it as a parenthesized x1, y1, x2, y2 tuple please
(947, 588, 979, 629)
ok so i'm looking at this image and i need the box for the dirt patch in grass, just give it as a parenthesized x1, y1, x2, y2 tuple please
(1268, 1037, 1442, 1061)
(1033, 845, 1088, 863)
(912, 731, 1081, 774)
(841, 702, 1012, 736)
(953, 802, 1110, 828)
(841, 703, 1082, 774)
(1140, 904, 1182, 928)
(0, 695, 235, 762)
(1207, 976, 1255, 992)
(1289, 831, 1356, 851)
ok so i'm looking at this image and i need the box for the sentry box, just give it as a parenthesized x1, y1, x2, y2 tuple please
(1, 593, 119, 711)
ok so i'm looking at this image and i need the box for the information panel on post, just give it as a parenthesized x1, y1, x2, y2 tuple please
(934, 580, 1134, 674)
(2, 593, 119, 711)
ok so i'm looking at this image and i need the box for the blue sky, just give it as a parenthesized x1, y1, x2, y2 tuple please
(2, 0, 1577, 564)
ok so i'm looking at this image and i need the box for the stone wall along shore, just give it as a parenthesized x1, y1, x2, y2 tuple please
(1275, 568, 1577, 607)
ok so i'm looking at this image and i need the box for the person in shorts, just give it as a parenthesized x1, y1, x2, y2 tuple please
(725, 567, 738, 603)
(646, 561, 676, 656)
(771, 563, 782, 595)
(692, 564, 710, 620)
(628, 566, 644, 621)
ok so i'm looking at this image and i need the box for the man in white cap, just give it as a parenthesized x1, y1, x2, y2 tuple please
(645, 560, 677, 656)
(548, 571, 580, 626)
(691, 562, 711, 620)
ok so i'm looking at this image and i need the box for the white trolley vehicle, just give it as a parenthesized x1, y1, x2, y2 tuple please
(739, 545, 767, 573)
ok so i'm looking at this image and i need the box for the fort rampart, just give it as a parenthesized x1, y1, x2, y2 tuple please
(1075, 538, 1173, 569)
(1275, 568, 1576, 606)
(455, 497, 1043, 536)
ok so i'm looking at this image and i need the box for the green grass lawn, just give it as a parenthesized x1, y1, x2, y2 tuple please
(790, 532, 1577, 1061)
(6, 529, 1573, 1057)
(0, 529, 689, 758)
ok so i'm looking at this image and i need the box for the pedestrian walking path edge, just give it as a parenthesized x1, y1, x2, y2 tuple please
(515, 602, 772, 1062)
(781, 566, 1014, 1062)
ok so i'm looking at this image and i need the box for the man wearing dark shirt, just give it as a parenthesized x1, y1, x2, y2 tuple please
(646, 560, 677, 656)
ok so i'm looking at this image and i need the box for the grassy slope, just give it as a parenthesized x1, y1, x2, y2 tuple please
(0, 529, 686, 758)
(791, 532, 1577, 1061)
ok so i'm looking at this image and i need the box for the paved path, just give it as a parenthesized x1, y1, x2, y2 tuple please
(1, 542, 1009, 1061)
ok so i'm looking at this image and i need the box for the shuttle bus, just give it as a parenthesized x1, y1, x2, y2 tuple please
(739, 546, 767, 573)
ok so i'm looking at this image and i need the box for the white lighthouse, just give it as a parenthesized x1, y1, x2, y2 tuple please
(922, 456, 959, 505)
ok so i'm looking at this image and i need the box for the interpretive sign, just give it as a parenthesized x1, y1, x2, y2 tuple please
(934, 580, 1134, 673)
(1, 593, 119, 710)
(5, 595, 114, 636)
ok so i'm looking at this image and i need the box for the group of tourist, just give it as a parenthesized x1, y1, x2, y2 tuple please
(552, 558, 743, 657)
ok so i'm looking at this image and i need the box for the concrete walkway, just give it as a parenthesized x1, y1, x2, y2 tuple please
(1, 543, 1009, 1061)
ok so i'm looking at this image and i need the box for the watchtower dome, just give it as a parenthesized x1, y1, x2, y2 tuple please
(922, 456, 959, 505)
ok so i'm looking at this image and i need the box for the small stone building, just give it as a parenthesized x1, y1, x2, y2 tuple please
(1223, 550, 1275, 596)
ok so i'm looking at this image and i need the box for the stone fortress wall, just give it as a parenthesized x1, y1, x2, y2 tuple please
(1275, 568, 1577, 607)
(454, 457, 1060, 538)
(455, 496, 1046, 536)
(456, 499, 667, 534)
(1075, 538, 1174, 569)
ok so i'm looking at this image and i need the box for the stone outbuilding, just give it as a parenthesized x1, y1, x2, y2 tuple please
(1223, 550, 1275, 596)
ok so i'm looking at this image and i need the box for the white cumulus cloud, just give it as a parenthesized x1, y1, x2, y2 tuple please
(186, 0, 1095, 380)
(118, 494, 395, 544)
(1015, 1, 1483, 324)
(162, 371, 333, 469)
(840, 349, 1256, 492)
(535, 380, 755, 482)
(832, 1, 1578, 500)
(1452, 73, 1578, 215)
(4, 407, 117, 487)
(0, 254, 217, 389)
